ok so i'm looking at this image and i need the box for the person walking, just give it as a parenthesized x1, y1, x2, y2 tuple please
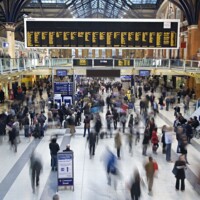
(83, 115, 90, 137)
(105, 148, 118, 189)
(185, 120, 193, 144)
(49, 137, 60, 171)
(120, 113, 127, 134)
(30, 152, 43, 193)
(9, 122, 17, 152)
(114, 130, 122, 159)
(23, 113, 30, 138)
(94, 115, 102, 144)
(68, 114, 76, 136)
(106, 110, 113, 138)
(161, 125, 166, 154)
(144, 156, 155, 195)
(52, 193, 60, 200)
(151, 128, 159, 154)
(165, 127, 173, 162)
(113, 109, 118, 130)
(173, 155, 187, 191)
(128, 132, 133, 155)
(179, 135, 189, 164)
(88, 131, 96, 158)
(39, 97, 46, 113)
(129, 169, 141, 200)
(142, 129, 150, 156)
(128, 114, 134, 135)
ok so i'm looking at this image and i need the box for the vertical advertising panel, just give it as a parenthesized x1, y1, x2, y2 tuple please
(57, 152, 74, 189)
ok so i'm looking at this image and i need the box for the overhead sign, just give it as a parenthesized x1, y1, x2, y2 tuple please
(24, 18, 180, 49)
(94, 59, 113, 67)
(73, 59, 92, 66)
(54, 82, 73, 95)
(86, 69, 120, 77)
(115, 59, 134, 67)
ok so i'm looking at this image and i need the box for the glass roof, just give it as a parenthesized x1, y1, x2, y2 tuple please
(130, 0, 157, 4)
(30, 0, 162, 18)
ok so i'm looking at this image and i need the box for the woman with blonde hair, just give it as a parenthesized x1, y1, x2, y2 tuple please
(173, 155, 187, 191)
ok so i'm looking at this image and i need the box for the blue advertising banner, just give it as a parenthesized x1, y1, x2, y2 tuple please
(54, 82, 73, 95)
(57, 152, 74, 187)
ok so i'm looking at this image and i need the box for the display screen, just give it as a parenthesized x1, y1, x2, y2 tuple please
(73, 59, 93, 66)
(139, 70, 150, 76)
(86, 70, 120, 77)
(115, 59, 134, 67)
(54, 82, 73, 95)
(25, 19, 179, 49)
(94, 59, 113, 67)
(121, 75, 132, 80)
(56, 70, 67, 76)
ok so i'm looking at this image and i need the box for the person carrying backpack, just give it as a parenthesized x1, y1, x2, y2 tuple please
(38, 112, 46, 137)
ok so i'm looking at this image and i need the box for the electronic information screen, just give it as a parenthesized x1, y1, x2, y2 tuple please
(25, 18, 180, 49)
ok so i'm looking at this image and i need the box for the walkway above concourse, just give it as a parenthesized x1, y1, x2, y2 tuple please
(0, 58, 200, 76)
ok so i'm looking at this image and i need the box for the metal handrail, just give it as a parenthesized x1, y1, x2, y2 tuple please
(0, 58, 199, 74)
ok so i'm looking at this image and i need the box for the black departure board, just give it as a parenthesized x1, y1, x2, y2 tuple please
(25, 19, 180, 49)
(73, 59, 92, 66)
(94, 59, 113, 67)
(56, 32, 63, 47)
(87, 70, 120, 77)
(114, 59, 134, 67)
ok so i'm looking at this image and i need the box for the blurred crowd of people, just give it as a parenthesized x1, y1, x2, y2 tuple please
(0, 75, 200, 199)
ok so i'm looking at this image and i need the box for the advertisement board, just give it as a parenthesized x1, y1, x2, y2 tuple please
(57, 152, 74, 190)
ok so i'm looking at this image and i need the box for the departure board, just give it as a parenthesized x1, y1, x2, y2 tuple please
(115, 59, 134, 67)
(25, 18, 180, 49)
(85, 32, 92, 47)
(73, 59, 92, 66)
(41, 31, 48, 47)
(92, 32, 99, 47)
(56, 32, 63, 47)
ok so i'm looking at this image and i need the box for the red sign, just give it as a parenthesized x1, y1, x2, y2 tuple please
(181, 42, 186, 48)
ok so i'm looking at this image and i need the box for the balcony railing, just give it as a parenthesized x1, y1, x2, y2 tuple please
(0, 58, 200, 74)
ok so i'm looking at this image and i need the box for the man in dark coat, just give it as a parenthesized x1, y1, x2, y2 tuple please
(88, 131, 96, 158)
(0, 89, 5, 103)
(94, 116, 102, 143)
(49, 138, 60, 171)
(185, 121, 193, 144)
(30, 153, 43, 193)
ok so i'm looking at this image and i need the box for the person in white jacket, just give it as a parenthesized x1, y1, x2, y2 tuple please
(165, 127, 173, 162)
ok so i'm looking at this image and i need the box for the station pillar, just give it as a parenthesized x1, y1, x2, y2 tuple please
(5, 24, 15, 59)
(187, 24, 200, 59)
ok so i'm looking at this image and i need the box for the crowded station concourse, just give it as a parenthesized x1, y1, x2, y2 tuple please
(0, 0, 200, 200)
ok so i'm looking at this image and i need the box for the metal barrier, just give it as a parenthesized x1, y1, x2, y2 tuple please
(0, 58, 200, 74)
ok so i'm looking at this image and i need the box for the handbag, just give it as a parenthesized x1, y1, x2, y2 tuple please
(172, 165, 177, 176)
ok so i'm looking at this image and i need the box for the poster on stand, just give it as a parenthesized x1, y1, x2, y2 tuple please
(57, 152, 74, 190)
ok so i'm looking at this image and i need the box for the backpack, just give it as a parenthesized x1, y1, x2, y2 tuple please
(39, 114, 46, 123)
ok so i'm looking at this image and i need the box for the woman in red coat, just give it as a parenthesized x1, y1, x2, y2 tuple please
(151, 128, 159, 154)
